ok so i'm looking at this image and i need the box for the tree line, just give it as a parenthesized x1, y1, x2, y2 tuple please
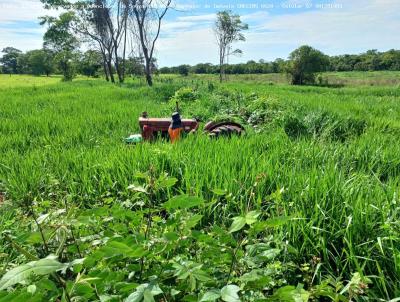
(159, 48, 400, 75)
(3, 46, 398, 80)
(0, 47, 152, 78)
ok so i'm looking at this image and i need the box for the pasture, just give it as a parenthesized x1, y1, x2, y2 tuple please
(0, 72, 399, 301)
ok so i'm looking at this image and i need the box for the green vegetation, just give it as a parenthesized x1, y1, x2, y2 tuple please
(159, 49, 400, 75)
(0, 74, 399, 301)
(286, 46, 329, 85)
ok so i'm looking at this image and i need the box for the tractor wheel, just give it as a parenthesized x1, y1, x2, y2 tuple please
(208, 125, 243, 138)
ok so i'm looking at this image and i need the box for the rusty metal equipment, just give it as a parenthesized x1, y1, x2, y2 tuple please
(139, 112, 199, 141)
(137, 111, 244, 142)
(203, 121, 245, 138)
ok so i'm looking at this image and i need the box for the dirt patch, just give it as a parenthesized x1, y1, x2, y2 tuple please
(0, 193, 4, 205)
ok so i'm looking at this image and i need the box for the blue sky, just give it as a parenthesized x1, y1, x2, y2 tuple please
(1, 0, 400, 66)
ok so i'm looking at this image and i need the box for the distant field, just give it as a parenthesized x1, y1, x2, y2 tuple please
(157, 71, 400, 86)
(2, 70, 400, 88)
(0, 74, 399, 300)
(0, 74, 63, 88)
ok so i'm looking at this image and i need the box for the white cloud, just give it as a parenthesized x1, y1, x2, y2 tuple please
(0, 0, 47, 23)
(157, 0, 400, 65)
(241, 11, 269, 22)
(161, 13, 215, 36)
(176, 13, 215, 22)
(249, 0, 400, 55)
(157, 27, 217, 65)
(163, 20, 197, 31)
(0, 0, 59, 51)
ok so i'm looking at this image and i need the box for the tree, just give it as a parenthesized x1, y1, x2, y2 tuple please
(0, 47, 22, 74)
(40, 12, 80, 81)
(286, 45, 329, 85)
(192, 63, 214, 74)
(80, 0, 129, 83)
(79, 50, 103, 77)
(125, 56, 145, 76)
(129, 0, 172, 86)
(177, 65, 189, 76)
(25, 49, 55, 76)
(214, 11, 248, 82)
(41, 0, 129, 83)
(382, 49, 400, 70)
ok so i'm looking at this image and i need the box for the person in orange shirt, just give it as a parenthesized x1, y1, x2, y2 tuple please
(168, 112, 183, 143)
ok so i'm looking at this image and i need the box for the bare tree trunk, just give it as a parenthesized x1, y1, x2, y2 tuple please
(114, 47, 123, 83)
(219, 44, 225, 83)
(219, 60, 223, 83)
(130, 0, 171, 86)
(144, 58, 152, 86)
(107, 53, 115, 83)
(103, 60, 110, 81)
(99, 45, 110, 81)
(122, 12, 128, 81)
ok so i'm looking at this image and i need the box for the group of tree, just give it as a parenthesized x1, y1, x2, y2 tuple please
(158, 58, 287, 75)
(0, 47, 148, 78)
(159, 48, 400, 84)
(0, 47, 55, 76)
(30, 0, 172, 85)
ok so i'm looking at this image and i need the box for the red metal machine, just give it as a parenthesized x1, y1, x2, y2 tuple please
(139, 112, 199, 141)
(138, 111, 245, 142)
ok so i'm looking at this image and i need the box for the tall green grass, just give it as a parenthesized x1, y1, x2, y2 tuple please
(0, 75, 399, 298)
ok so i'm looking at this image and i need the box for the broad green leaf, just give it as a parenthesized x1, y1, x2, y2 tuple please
(185, 214, 203, 229)
(271, 285, 310, 302)
(143, 289, 155, 302)
(99, 295, 120, 302)
(163, 232, 179, 241)
(156, 176, 178, 189)
(221, 285, 240, 302)
(125, 283, 162, 302)
(182, 295, 198, 302)
(125, 289, 143, 302)
(0, 257, 65, 290)
(192, 269, 212, 282)
(245, 211, 261, 225)
(229, 216, 246, 233)
(100, 241, 147, 259)
(200, 289, 221, 301)
(260, 248, 281, 260)
(163, 195, 204, 211)
(27, 284, 37, 294)
(252, 216, 292, 234)
(172, 262, 190, 280)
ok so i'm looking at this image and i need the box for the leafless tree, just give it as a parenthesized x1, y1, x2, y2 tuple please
(128, 0, 172, 86)
(79, 0, 129, 83)
(214, 11, 248, 82)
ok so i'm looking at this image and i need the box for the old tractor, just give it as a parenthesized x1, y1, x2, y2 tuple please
(125, 110, 245, 143)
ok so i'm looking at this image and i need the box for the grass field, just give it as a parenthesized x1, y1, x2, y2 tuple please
(0, 72, 399, 301)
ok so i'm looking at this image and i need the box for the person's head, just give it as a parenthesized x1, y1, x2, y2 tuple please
(170, 112, 182, 129)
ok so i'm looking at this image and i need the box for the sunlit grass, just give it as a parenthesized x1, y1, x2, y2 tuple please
(0, 74, 400, 298)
